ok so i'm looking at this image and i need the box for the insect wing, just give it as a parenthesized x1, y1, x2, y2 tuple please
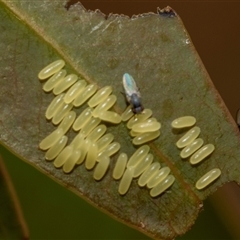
(122, 73, 140, 101)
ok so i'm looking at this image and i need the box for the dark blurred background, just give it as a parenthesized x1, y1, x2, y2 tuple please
(2, 1, 240, 239)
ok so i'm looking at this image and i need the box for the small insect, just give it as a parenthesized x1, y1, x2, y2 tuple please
(122, 73, 144, 114)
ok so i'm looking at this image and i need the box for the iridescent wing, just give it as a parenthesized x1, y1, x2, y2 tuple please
(122, 73, 141, 102)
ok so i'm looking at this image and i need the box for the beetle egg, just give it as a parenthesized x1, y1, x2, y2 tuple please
(53, 146, 73, 168)
(39, 128, 64, 150)
(118, 167, 134, 195)
(85, 142, 98, 170)
(121, 105, 134, 122)
(132, 121, 161, 133)
(45, 93, 65, 120)
(127, 109, 152, 129)
(92, 95, 117, 118)
(80, 117, 101, 137)
(98, 142, 120, 158)
(132, 130, 160, 145)
(127, 145, 150, 168)
(176, 126, 200, 148)
(171, 116, 196, 129)
(180, 138, 204, 159)
(38, 59, 65, 80)
(130, 130, 140, 137)
(96, 133, 114, 152)
(45, 135, 68, 161)
(63, 149, 81, 173)
(132, 153, 153, 178)
(76, 139, 91, 165)
(86, 124, 107, 143)
(64, 80, 87, 104)
(88, 86, 112, 107)
(94, 154, 110, 181)
(150, 175, 175, 197)
(98, 111, 121, 124)
(147, 167, 171, 188)
(52, 103, 73, 125)
(43, 69, 67, 92)
(138, 162, 161, 187)
(72, 107, 92, 131)
(112, 153, 128, 180)
(73, 84, 98, 107)
(58, 111, 76, 134)
(53, 74, 78, 95)
(195, 168, 221, 190)
(190, 144, 215, 165)
(69, 133, 85, 149)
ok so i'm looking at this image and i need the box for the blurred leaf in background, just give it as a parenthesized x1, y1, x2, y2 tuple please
(0, 145, 231, 239)
(0, 154, 29, 239)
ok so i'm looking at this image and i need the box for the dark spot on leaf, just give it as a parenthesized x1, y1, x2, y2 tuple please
(157, 6, 176, 18)
(160, 33, 171, 43)
(135, 62, 140, 70)
(107, 57, 119, 69)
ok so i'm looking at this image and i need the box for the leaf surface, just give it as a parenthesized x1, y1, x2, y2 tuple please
(0, 1, 240, 239)
(0, 156, 29, 239)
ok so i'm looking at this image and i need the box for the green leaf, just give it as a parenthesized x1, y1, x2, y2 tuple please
(0, 155, 29, 239)
(0, 1, 239, 239)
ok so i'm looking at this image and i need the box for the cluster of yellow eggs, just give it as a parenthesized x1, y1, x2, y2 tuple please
(38, 59, 221, 196)
(172, 116, 221, 189)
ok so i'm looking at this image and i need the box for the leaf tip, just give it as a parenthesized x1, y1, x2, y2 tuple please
(157, 6, 177, 18)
